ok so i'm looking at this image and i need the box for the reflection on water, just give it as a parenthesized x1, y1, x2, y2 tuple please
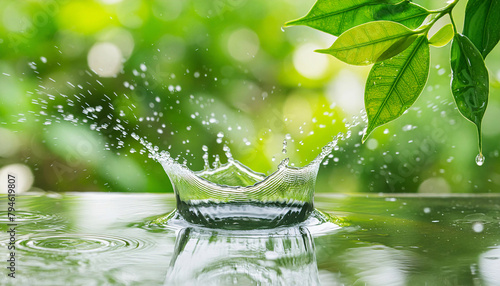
(479, 247, 500, 286)
(166, 226, 320, 285)
(0, 193, 499, 285)
(342, 246, 414, 286)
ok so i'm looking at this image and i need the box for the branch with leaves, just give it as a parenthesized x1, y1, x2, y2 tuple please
(286, 0, 500, 162)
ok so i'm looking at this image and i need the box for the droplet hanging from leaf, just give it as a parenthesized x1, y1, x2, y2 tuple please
(475, 153, 485, 166)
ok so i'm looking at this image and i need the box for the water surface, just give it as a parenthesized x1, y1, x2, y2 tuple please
(1, 193, 500, 285)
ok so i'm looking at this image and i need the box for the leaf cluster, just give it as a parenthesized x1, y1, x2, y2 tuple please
(286, 0, 500, 157)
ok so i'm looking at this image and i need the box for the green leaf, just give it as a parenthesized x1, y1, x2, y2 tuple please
(317, 21, 417, 66)
(463, 0, 500, 58)
(429, 24, 454, 47)
(450, 33, 489, 153)
(363, 36, 430, 141)
(285, 0, 429, 37)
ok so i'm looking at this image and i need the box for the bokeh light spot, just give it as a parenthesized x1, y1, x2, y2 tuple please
(418, 177, 451, 193)
(59, 1, 112, 35)
(227, 28, 260, 62)
(366, 138, 378, 150)
(293, 43, 329, 79)
(327, 70, 364, 115)
(98, 28, 135, 60)
(0, 164, 34, 194)
(87, 42, 123, 78)
(0, 128, 20, 158)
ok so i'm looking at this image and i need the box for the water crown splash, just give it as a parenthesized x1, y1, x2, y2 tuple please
(134, 121, 357, 229)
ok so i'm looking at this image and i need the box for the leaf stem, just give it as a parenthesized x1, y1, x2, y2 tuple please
(449, 13, 457, 33)
(416, 0, 459, 34)
(428, 0, 459, 14)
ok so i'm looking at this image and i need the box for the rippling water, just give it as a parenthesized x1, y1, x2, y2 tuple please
(1, 193, 500, 285)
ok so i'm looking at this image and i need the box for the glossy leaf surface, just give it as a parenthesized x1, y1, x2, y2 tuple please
(285, 0, 429, 37)
(317, 21, 417, 66)
(429, 24, 454, 47)
(363, 36, 430, 141)
(450, 34, 489, 152)
(463, 0, 500, 58)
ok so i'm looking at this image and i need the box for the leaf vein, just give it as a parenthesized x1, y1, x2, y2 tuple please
(370, 37, 426, 127)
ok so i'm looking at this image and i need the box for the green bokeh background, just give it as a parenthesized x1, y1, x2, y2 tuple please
(1, 0, 500, 193)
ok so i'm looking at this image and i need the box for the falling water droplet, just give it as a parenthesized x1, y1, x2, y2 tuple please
(212, 154, 221, 169)
(223, 145, 233, 161)
(475, 153, 485, 166)
(216, 132, 224, 144)
(202, 145, 210, 169)
(282, 139, 287, 154)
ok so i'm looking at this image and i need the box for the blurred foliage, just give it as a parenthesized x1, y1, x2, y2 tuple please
(1, 0, 500, 193)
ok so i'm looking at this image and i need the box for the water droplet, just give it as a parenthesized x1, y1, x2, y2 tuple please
(402, 124, 413, 131)
(475, 153, 485, 166)
(212, 154, 221, 169)
(223, 145, 233, 161)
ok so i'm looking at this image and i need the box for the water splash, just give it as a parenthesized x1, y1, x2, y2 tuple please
(130, 123, 357, 229)
(24, 57, 365, 227)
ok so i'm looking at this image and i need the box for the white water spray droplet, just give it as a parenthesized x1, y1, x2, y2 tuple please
(475, 153, 485, 166)
(216, 132, 224, 144)
(201, 145, 210, 168)
(212, 154, 221, 169)
(223, 145, 233, 161)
